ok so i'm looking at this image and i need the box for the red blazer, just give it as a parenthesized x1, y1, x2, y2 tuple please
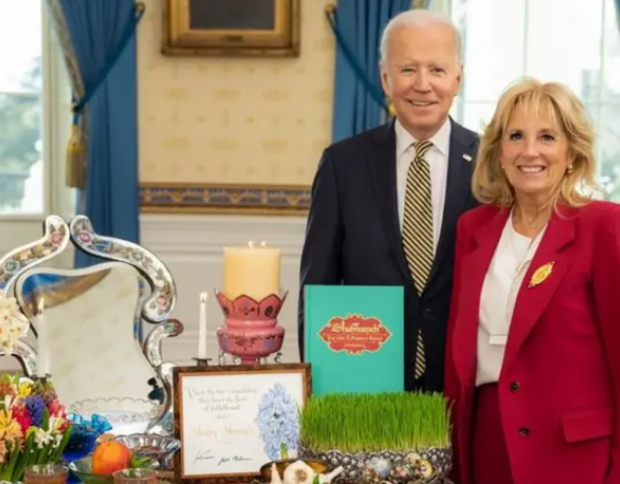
(445, 201, 620, 484)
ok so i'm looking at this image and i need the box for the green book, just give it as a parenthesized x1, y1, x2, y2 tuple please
(304, 285, 404, 396)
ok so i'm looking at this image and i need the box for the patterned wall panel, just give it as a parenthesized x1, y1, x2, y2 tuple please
(137, 0, 335, 213)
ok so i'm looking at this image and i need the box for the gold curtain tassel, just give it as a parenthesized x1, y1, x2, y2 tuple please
(66, 123, 85, 189)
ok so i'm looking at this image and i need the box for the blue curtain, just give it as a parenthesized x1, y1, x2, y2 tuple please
(329, 0, 413, 142)
(45, 0, 143, 267)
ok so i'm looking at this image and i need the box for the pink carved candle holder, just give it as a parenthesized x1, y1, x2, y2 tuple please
(214, 289, 287, 365)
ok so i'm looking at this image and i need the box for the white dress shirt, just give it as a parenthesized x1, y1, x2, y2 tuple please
(395, 118, 451, 253)
(476, 215, 546, 385)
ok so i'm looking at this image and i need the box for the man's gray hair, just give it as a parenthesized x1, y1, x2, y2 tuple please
(379, 9, 462, 64)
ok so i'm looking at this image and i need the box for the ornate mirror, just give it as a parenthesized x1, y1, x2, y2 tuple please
(0, 215, 184, 436)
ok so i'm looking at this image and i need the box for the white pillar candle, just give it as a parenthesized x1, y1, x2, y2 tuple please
(198, 292, 208, 359)
(223, 241, 281, 300)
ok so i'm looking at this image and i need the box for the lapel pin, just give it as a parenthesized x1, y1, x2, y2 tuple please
(462, 153, 472, 162)
(529, 261, 554, 288)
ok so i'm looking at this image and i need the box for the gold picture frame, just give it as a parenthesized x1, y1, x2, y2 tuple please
(162, 0, 301, 57)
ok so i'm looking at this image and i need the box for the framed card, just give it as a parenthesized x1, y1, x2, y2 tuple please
(173, 363, 311, 483)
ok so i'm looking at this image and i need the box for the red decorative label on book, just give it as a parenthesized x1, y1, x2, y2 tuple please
(318, 314, 392, 355)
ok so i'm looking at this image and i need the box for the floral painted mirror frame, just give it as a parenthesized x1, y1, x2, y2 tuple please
(0, 214, 184, 435)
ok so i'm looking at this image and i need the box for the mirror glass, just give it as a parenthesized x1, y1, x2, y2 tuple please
(14, 261, 159, 433)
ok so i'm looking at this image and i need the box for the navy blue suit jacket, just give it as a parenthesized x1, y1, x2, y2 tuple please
(298, 118, 479, 392)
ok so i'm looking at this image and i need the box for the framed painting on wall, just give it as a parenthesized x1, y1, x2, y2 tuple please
(162, 0, 301, 57)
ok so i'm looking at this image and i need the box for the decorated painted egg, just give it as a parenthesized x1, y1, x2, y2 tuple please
(362, 466, 382, 484)
(365, 457, 391, 480)
(412, 458, 435, 479)
(404, 452, 423, 467)
(388, 462, 415, 482)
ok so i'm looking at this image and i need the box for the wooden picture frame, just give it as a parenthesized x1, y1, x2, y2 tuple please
(173, 363, 312, 484)
(162, 0, 301, 57)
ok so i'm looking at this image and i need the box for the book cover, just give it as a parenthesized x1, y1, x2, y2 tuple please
(304, 285, 404, 396)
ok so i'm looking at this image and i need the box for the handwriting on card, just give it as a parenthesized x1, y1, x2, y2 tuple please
(179, 371, 306, 478)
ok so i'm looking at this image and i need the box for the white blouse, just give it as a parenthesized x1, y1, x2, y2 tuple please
(476, 215, 546, 386)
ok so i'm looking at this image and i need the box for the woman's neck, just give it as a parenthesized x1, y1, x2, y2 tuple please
(512, 199, 551, 238)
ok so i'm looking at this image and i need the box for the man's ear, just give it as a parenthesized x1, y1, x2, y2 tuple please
(380, 66, 391, 96)
(455, 63, 464, 96)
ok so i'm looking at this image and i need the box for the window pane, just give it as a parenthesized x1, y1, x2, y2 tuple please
(452, 0, 526, 102)
(526, 0, 604, 98)
(0, 0, 43, 215)
(603, 0, 620, 95)
(460, 101, 497, 133)
(596, 0, 620, 198)
(597, 103, 620, 201)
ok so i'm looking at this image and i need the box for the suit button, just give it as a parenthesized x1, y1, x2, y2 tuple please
(510, 381, 520, 392)
(519, 427, 530, 436)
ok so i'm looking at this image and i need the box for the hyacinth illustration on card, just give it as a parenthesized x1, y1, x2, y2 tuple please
(254, 383, 299, 461)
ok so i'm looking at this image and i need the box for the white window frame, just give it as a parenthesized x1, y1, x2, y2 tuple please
(43, 7, 74, 222)
(0, 2, 74, 268)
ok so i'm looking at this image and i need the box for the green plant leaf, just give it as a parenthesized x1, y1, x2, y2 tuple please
(42, 406, 50, 432)
(298, 392, 451, 453)
(13, 433, 36, 482)
(5, 439, 21, 481)
(130, 453, 157, 469)
(49, 425, 72, 464)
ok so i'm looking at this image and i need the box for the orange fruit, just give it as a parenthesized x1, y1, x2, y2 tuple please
(92, 440, 132, 475)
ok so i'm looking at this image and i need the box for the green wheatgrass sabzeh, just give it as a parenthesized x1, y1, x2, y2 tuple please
(298, 392, 451, 453)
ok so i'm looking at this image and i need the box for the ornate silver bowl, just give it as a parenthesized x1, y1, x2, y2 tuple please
(114, 433, 181, 469)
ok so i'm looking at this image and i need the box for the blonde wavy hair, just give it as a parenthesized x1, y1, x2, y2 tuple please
(471, 77, 598, 208)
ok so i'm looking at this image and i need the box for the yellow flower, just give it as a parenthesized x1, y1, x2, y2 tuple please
(3, 421, 21, 444)
(17, 382, 31, 398)
(0, 438, 6, 464)
(0, 408, 13, 435)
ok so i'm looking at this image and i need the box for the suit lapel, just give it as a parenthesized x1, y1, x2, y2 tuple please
(427, 120, 478, 290)
(366, 121, 414, 286)
(453, 208, 509, 387)
(500, 208, 576, 375)
(366, 119, 479, 291)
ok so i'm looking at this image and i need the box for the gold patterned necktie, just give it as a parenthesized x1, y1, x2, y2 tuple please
(402, 139, 434, 380)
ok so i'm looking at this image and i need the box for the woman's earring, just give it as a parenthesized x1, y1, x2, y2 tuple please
(567, 165, 573, 176)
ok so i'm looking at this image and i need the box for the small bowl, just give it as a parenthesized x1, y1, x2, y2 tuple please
(68, 454, 159, 484)
(67, 456, 113, 484)
(114, 434, 181, 470)
(259, 458, 330, 481)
